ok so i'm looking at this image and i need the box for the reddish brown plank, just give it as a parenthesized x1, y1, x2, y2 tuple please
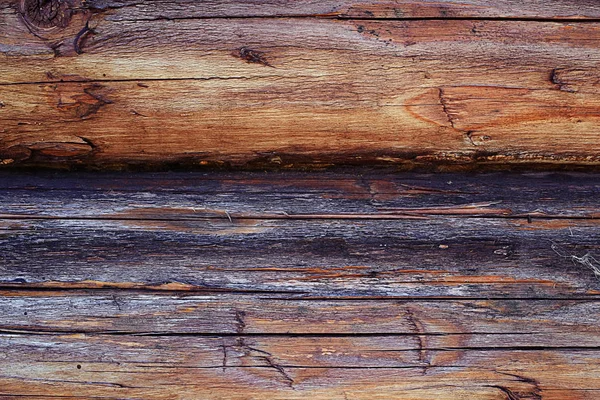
(1, 334, 599, 399)
(4, 0, 600, 20)
(2, 14, 600, 168)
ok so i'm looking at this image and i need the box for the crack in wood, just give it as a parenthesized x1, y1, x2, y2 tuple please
(490, 385, 520, 400)
(549, 68, 575, 93)
(221, 340, 227, 372)
(234, 338, 295, 387)
(465, 130, 477, 146)
(260, 355, 295, 387)
(111, 294, 122, 311)
(0, 76, 271, 87)
(405, 308, 429, 373)
(495, 371, 543, 400)
(438, 88, 456, 129)
(74, 21, 95, 55)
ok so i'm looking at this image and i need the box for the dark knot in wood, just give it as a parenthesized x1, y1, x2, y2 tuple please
(237, 47, 274, 67)
(20, 0, 73, 30)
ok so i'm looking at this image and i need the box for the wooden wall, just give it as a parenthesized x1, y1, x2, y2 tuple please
(2, 171, 600, 398)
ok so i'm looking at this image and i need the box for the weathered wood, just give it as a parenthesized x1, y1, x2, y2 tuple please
(2, 172, 600, 298)
(2, 171, 600, 397)
(2, 2, 600, 169)
(3, 0, 600, 20)
(3, 217, 600, 298)
(3, 293, 600, 345)
(2, 171, 600, 217)
(1, 334, 599, 399)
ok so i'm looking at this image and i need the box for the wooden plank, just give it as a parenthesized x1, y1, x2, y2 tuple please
(2, 172, 600, 217)
(2, 217, 600, 297)
(2, 172, 600, 297)
(3, 0, 600, 20)
(2, 293, 600, 344)
(1, 334, 599, 399)
(2, 13, 600, 168)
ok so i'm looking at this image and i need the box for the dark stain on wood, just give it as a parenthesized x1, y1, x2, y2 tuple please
(55, 83, 113, 119)
(236, 47, 274, 67)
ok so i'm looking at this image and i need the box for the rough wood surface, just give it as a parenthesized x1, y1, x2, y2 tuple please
(2, 171, 600, 398)
(2, 1, 600, 169)
(5, 0, 600, 19)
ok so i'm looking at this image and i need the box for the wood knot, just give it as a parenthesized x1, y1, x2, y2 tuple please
(18, 0, 96, 56)
(20, 0, 73, 31)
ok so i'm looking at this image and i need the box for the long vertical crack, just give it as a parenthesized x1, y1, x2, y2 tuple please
(439, 88, 481, 147)
(405, 308, 429, 374)
(438, 88, 456, 129)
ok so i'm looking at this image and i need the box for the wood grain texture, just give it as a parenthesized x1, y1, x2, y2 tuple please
(2, 171, 600, 217)
(1, 334, 599, 399)
(2, 171, 600, 398)
(4, 0, 600, 21)
(3, 217, 600, 298)
(2, 1, 600, 169)
(2, 172, 600, 298)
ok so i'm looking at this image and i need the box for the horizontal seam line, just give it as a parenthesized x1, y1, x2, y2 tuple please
(108, 15, 600, 23)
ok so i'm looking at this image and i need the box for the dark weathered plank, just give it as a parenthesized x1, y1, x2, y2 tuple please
(2, 217, 600, 297)
(2, 172, 600, 298)
(2, 172, 600, 217)
(2, 11, 600, 168)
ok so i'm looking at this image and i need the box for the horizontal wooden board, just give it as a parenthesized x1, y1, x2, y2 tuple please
(2, 293, 600, 343)
(2, 171, 600, 397)
(2, 171, 600, 217)
(2, 7, 600, 168)
(1, 334, 600, 399)
(3, 0, 600, 20)
(2, 172, 600, 299)
(3, 217, 600, 297)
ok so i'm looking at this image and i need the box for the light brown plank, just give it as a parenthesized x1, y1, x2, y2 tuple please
(2, 15, 600, 168)
(1, 334, 599, 399)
